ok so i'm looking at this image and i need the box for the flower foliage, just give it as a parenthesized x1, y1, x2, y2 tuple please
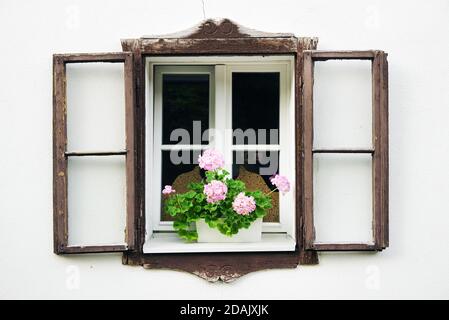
(162, 185, 176, 195)
(203, 180, 228, 203)
(232, 192, 257, 215)
(163, 149, 290, 242)
(270, 174, 290, 194)
(198, 149, 225, 171)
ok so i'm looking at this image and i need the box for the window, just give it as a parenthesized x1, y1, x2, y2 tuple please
(52, 19, 388, 281)
(144, 57, 296, 253)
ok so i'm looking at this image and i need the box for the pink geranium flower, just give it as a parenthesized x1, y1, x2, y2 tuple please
(232, 192, 256, 215)
(270, 174, 290, 194)
(198, 149, 225, 171)
(203, 180, 228, 203)
(162, 185, 176, 195)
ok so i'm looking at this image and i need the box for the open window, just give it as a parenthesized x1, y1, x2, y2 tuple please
(302, 50, 389, 251)
(144, 57, 297, 253)
(52, 19, 389, 281)
(53, 53, 135, 254)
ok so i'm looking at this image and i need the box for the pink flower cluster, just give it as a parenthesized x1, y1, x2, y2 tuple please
(203, 180, 228, 203)
(232, 192, 256, 215)
(162, 185, 176, 195)
(270, 174, 290, 194)
(198, 149, 225, 171)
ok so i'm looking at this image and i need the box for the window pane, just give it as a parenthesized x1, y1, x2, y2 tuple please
(162, 74, 210, 145)
(232, 151, 279, 222)
(66, 63, 125, 151)
(161, 150, 204, 221)
(232, 73, 279, 145)
(313, 60, 372, 149)
(68, 156, 126, 246)
(313, 153, 373, 243)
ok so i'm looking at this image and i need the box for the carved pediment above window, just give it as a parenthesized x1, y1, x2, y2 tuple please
(141, 18, 295, 39)
(122, 18, 316, 55)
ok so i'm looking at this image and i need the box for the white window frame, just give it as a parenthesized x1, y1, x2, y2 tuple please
(145, 56, 296, 252)
(151, 65, 215, 234)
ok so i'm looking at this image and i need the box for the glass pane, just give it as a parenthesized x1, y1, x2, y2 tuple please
(313, 153, 373, 243)
(162, 74, 210, 145)
(161, 150, 204, 221)
(232, 73, 279, 145)
(68, 156, 126, 246)
(232, 151, 279, 222)
(313, 60, 372, 149)
(66, 63, 125, 151)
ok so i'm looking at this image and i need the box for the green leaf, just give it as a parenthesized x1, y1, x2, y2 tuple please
(173, 220, 189, 230)
(166, 169, 284, 240)
(255, 207, 266, 218)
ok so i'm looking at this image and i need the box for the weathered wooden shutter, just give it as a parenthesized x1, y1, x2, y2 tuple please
(53, 53, 135, 254)
(302, 50, 389, 251)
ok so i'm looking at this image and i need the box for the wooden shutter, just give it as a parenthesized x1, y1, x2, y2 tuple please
(53, 53, 135, 254)
(302, 50, 388, 251)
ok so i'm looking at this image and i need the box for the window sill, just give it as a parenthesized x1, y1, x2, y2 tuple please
(143, 233, 296, 254)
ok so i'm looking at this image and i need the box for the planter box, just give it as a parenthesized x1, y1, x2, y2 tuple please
(196, 218, 262, 243)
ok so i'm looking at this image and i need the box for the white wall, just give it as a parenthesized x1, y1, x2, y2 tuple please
(1, 0, 448, 299)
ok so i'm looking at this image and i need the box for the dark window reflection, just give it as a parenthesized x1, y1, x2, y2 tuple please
(162, 74, 209, 145)
(232, 151, 279, 191)
(161, 150, 205, 188)
(161, 150, 205, 221)
(232, 73, 280, 145)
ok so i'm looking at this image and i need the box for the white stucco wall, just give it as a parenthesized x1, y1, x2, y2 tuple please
(1, 0, 448, 299)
